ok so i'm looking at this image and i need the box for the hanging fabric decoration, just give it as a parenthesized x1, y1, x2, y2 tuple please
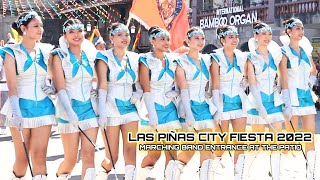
(17, 0, 26, 12)
(55, 0, 72, 19)
(39, 0, 54, 19)
(25, 0, 35, 11)
(78, 0, 106, 23)
(69, 0, 94, 20)
(8, 0, 15, 16)
(2, 0, 7, 17)
(33, 0, 46, 18)
(60, 0, 78, 19)
(13, 0, 22, 15)
(44, 0, 62, 19)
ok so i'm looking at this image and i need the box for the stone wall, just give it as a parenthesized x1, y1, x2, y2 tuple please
(0, 16, 18, 41)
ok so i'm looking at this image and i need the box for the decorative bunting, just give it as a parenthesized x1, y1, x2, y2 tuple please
(79, 0, 106, 23)
(13, 0, 21, 15)
(8, 0, 15, 16)
(17, 0, 26, 12)
(44, 0, 62, 19)
(33, 0, 46, 18)
(69, 0, 94, 20)
(53, 0, 71, 19)
(39, 0, 54, 19)
(25, 0, 34, 11)
(2, 0, 125, 24)
(60, 0, 78, 19)
(3, 0, 7, 17)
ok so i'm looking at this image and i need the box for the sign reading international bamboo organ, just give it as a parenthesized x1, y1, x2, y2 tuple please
(199, 6, 258, 29)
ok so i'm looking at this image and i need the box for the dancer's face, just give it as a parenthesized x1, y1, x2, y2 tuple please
(255, 31, 272, 47)
(221, 34, 239, 49)
(109, 31, 130, 50)
(288, 24, 304, 40)
(187, 34, 205, 52)
(151, 36, 170, 52)
(64, 29, 84, 46)
(21, 16, 43, 41)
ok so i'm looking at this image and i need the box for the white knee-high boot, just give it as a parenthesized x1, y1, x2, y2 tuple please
(234, 154, 246, 180)
(11, 172, 26, 180)
(164, 160, 185, 180)
(306, 150, 317, 180)
(96, 167, 110, 180)
(138, 166, 153, 180)
(33, 175, 47, 180)
(199, 159, 214, 180)
(57, 173, 71, 180)
(125, 165, 136, 180)
(270, 153, 281, 180)
(83, 168, 96, 180)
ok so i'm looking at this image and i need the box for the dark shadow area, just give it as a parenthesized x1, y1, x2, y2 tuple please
(47, 154, 64, 162)
(0, 135, 12, 142)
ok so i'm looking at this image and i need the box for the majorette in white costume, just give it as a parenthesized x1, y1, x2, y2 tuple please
(211, 48, 248, 121)
(96, 48, 141, 125)
(53, 37, 98, 133)
(280, 35, 317, 115)
(247, 38, 285, 124)
(0, 43, 56, 128)
(139, 52, 181, 131)
(178, 52, 215, 130)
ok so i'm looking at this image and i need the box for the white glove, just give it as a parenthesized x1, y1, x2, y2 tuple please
(130, 83, 143, 104)
(41, 78, 56, 95)
(212, 89, 222, 121)
(309, 75, 317, 88)
(204, 90, 212, 99)
(180, 89, 195, 128)
(250, 85, 267, 119)
(165, 89, 180, 99)
(98, 89, 108, 128)
(9, 96, 23, 130)
(90, 89, 98, 99)
(240, 77, 249, 91)
(282, 89, 293, 121)
(57, 90, 78, 127)
(144, 92, 158, 130)
(130, 89, 143, 104)
(205, 80, 213, 99)
(273, 84, 281, 93)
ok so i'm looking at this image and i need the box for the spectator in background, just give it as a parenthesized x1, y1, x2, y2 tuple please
(93, 36, 106, 51)
(6, 33, 16, 45)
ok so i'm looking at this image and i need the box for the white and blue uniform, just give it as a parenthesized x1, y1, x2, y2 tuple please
(0, 47, 8, 126)
(139, 52, 181, 131)
(96, 48, 141, 126)
(53, 43, 98, 133)
(281, 45, 317, 115)
(211, 48, 247, 120)
(178, 53, 214, 130)
(0, 43, 56, 128)
(247, 46, 285, 124)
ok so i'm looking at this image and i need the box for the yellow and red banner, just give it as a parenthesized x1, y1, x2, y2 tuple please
(129, 0, 189, 51)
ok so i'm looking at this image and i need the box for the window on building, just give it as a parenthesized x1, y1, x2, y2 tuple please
(203, 0, 214, 12)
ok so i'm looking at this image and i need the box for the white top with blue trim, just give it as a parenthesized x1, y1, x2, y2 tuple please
(247, 43, 283, 107)
(281, 44, 318, 106)
(53, 41, 97, 120)
(0, 43, 53, 101)
(179, 53, 211, 103)
(96, 48, 140, 117)
(140, 52, 179, 107)
(211, 48, 247, 99)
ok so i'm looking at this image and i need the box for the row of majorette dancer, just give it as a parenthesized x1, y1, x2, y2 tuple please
(0, 11, 318, 180)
